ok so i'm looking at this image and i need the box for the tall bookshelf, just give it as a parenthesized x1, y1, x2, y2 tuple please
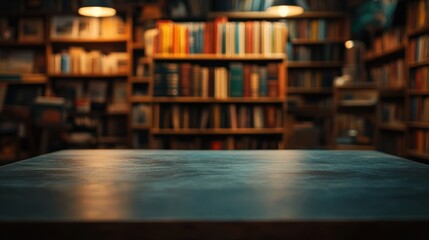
(147, 16, 287, 150)
(407, 0, 429, 161)
(0, 11, 48, 162)
(283, 8, 349, 149)
(366, 26, 407, 157)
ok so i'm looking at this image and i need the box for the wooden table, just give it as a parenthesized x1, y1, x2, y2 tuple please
(0, 150, 428, 239)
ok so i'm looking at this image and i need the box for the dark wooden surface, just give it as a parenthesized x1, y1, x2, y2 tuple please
(0, 150, 428, 239)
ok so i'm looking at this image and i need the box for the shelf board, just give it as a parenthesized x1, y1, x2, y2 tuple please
(131, 96, 152, 103)
(287, 88, 332, 94)
(291, 39, 347, 45)
(408, 150, 429, 161)
(208, 11, 346, 19)
(130, 76, 151, 83)
(287, 62, 343, 68)
(0, 80, 47, 85)
(335, 83, 377, 89)
(287, 108, 332, 117)
(151, 97, 284, 103)
(408, 25, 429, 38)
(409, 60, 429, 69)
(409, 122, 429, 129)
(338, 100, 377, 107)
(153, 54, 286, 61)
(133, 42, 145, 49)
(378, 123, 407, 132)
(335, 144, 375, 150)
(409, 90, 429, 95)
(379, 88, 406, 97)
(132, 125, 151, 130)
(152, 128, 284, 135)
(0, 41, 45, 47)
(49, 73, 128, 78)
(364, 45, 405, 62)
(50, 37, 128, 43)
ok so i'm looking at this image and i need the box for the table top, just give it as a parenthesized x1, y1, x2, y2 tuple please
(1, 150, 428, 222)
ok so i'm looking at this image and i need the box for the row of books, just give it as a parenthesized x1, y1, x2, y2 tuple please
(407, 0, 429, 30)
(288, 70, 337, 88)
(369, 59, 405, 89)
(132, 103, 151, 125)
(410, 97, 429, 122)
(0, 50, 45, 74)
(410, 130, 429, 154)
(380, 103, 404, 125)
(151, 136, 282, 150)
(378, 133, 406, 157)
(409, 34, 429, 62)
(284, 19, 345, 40)
(155, 20, 287, 55)
(410, 66, 429, 90)
(288, 45, 343, 61)
(366, 27, 405, 57)
(55, 80, 127, 111)
(51, 16, 126, 39)
(153, 104, 282, 129)
(154, 62, 280, 98)
(49, 48, 129, 75)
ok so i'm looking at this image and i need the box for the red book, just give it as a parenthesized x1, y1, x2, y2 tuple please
(210, 140, 223, 150)
(243, 64, 251, 97)
(267, 63, 278, 97)
(245, 22, 252, 54)
(180, 63, 192, 96)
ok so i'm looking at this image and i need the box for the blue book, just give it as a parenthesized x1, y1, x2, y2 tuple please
(229, 63, 244, 97)
(60, 53, 70, 74)
(258, 66, 268, 97)
(252, 0, 261, 11)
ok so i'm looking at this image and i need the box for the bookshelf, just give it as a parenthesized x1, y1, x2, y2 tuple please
(283, 9, 348, 149)
(46, 13, 131, 149)
(364, 26, 408, 157)
(407, 0, 429, 161)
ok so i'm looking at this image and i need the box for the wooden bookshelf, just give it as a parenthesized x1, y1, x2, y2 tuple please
(406, 0, 429, 161)
(335, 144, 376, 150)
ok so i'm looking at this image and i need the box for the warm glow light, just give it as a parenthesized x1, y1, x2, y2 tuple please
(266, 5, 304, 17)
(78, 6, 116, 17)
(345, 40, 355, 49)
